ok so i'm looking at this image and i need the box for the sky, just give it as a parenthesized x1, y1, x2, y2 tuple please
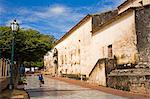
(0, 0, 125, 39)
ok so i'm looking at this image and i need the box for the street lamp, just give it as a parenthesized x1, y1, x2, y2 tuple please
(11, 20, 19, 32)
(9, 20, 19, 90)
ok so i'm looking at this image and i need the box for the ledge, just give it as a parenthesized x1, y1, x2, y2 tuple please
(108, 68, 150, 76)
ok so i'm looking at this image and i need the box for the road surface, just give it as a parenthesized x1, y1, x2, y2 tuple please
(25, 75, 127, 99)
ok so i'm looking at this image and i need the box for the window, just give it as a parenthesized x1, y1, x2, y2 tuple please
(65, 55, 67, 64)
(78, 49, 80, 55)
(71, 53, 73, 60)
(61, 55, 64, 65)
(108, 45, 113, 58)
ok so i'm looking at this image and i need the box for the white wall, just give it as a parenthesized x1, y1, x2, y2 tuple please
(86, 10, 138, 86)
(55, 17, 92, 76)
(92, 10, 137, 66)
(54, 9, 139, 87)
(44, 51, 55, 74)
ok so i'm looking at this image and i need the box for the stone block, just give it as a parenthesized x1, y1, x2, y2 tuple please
(108, 69, 150, 94)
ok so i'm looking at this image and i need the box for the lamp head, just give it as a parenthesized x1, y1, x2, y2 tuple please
(10, 20, 19, 32)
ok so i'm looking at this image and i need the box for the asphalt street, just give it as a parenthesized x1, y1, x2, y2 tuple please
(25, 75, 127, 99)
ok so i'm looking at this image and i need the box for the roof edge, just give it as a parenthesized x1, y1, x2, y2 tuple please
(92, 7, 135, 34)
(55, 14, 92, 46)
(92, 4, 150, 34)
(118, 0, 133, 9)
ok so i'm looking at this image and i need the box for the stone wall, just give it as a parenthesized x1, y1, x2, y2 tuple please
(92, 10, 118, 31)
(89, 58, 116, 86)
(135, 5, 150, 68)
(105, 59, 117, 74)
(108, 69, 150, 94)
(130, 75, 150, 94)
(107, 5, 150, 94)
(107, 76, 130, 91)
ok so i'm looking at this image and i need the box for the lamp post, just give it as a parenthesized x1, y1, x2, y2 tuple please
(9, 20, 19, 90)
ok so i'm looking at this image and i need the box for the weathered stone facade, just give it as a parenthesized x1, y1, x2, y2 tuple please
(55, 16, 92, 76)
(107, 5, 150, 94)
(135, 5, 150, 68)
(47, 0, 150, 94)
(89, 58, 116, 86)
(108, 69, 150, 94)
(92, 10, 118, 32)
(88, 59, 107, 86)
(44, 51, 54, 75)
(118, 0, 150, 13)
(44, 49, 58, 76)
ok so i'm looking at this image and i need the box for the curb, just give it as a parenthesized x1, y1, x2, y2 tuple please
(0, 84, 30, 99)
(24, 89, 30, 99)
(17, 84, 30, 99)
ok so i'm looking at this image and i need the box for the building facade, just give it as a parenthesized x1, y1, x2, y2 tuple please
(118, 0, 150, 13)
(55, 15, 92, 76)
(44, 49, 58, 76)
(44, 51, 54, 75)
(45, 0, 150, 93)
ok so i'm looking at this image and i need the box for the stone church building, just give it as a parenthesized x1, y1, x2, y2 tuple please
(44, 0, 150, 94)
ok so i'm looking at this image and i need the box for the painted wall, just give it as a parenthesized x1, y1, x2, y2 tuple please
(88, 59, 107, 86)
(118, 0, 150, 14)
(44, 51, 55, 75)
(92, 10, 137, 64)
(46, 0, 149, 87)
(55, 17, 92, 76)
(89, 10, 138, 86)
(55, 10, 138, 80)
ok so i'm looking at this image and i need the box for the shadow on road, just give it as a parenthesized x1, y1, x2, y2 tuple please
(26, 87, 90, 97)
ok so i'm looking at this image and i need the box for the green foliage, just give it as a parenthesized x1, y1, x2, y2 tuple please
(0, 26, 12, 48)
(0, 26, 56, 67)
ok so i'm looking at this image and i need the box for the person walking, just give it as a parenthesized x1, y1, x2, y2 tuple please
(38, 72, 44, 87)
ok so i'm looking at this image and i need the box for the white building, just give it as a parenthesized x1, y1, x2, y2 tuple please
(51, 0, 150, 88)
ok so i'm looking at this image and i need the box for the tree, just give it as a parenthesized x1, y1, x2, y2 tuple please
(0, 26, 56, 67)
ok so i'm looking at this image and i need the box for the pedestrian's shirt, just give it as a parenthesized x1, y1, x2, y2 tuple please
(38, 74, 43, 80)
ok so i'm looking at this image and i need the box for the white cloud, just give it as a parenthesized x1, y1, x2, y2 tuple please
(35, 4, 72, 18)
(18, 8, 31, 15)
(94, 0, 126, 13)
(2, 0, 125, 39)
(14, 4, 85, 36)
(50, 5, 66, 15)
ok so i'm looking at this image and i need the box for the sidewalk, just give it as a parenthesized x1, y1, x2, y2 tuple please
(47, 76, 150, 99)
(0, 85, 29, 99)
